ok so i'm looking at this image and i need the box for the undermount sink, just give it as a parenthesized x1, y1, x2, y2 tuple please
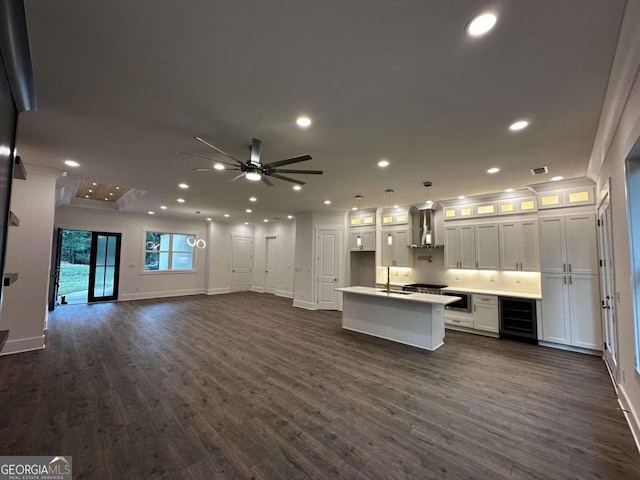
(378, 290, 412, 295)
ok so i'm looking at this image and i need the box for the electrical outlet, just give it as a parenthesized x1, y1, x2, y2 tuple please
(489, 273, 495, 282)
(516, 276, 521, 284)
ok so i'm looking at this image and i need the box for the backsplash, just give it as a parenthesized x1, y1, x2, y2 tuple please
(376, 248, 541, 295)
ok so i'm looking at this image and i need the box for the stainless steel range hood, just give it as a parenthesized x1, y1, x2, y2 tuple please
(410, 208, 444, 248)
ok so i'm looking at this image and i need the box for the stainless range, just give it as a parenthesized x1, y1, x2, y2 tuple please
(402, 283, 472, 312)
(401, 283, 447, 295)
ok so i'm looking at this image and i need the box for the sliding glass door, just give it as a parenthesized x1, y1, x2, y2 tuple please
(88, 232, 121, 302)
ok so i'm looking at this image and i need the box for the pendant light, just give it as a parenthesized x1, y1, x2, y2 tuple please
(386, 189, 394, 246)
(355, 195, 363, 247)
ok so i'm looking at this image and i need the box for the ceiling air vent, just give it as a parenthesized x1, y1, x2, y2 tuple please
(530, 166, 549, 176)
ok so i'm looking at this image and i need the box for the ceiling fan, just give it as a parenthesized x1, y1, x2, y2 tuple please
(176, 137, 322, 187)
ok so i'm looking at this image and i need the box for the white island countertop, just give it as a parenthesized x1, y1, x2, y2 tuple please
(336, 286, 460, 305)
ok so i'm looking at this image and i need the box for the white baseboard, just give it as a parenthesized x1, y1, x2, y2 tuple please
(120, 288, 204, 301)
(1, 335, 45, 356)
(205, 287, 231, 295)
(538, 340, 602, 356)
(293, 299, 315, 310)
(618, 383, 640, 454)
(251, 286, 264, 293)
(275, 290, 293, 299)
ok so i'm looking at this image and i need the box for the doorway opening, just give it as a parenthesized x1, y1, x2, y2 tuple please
(51, 229, 122, 307)
(57, 229, 91, 305)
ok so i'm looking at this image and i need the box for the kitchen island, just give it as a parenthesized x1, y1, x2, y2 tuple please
(336, 286, 461, 351)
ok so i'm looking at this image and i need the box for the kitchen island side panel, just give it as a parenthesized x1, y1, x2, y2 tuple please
(341, 292, 443, 350)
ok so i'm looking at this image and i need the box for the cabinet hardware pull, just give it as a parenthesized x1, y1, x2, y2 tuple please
(476, 262, 478, 269)
(568, 263, 572, 273)
(569, 276, 572, 285)
(563, 263, 566, 272)
(520, 262, 523, 270)
(516, 261, 518, 270)
(563, 276, 566, 284)
(474, 305, 477, 312)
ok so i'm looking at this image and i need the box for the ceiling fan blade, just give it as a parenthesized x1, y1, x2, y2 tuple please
(230, 172, 246, 182)
(261, 176, 274, 187)
(271, 169, 323, 175)
(176, 151, 238, 167)
(270, 173, 306, 185)
(193, 167, 241, 172)
(251, 138, 262, 165)
(267, 155, 312, 168)
(194, 136, 244, 165)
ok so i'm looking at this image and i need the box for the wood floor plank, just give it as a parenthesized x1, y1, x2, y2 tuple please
(0, 292, 638, 479)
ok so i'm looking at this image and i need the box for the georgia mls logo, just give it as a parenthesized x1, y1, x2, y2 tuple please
(0, 455, 72, 480)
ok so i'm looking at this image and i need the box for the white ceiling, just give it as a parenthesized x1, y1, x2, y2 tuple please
(17, 0, 626, 222)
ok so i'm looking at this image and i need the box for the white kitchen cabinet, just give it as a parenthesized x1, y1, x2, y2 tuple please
(475, 224, 499, 270)
(444, 225, 476, 269)
(539, 214, 598, 274)
(381, 228, 413, 267)
(540, 273, 602, 350)
(349, 228, 375, 251)
(473, 294, 499, 333)
(499, 220, 539, 272)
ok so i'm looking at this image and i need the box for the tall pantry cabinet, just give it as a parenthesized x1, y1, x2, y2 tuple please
(538, 212, 602, 351)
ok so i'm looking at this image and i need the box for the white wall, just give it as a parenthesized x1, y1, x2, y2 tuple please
(252, 220, 296, 298)
(588, 0, 640, 448)
(293, 213, 313, 309)
(1, 167, 60, 354)
(55, 206, 208, 300)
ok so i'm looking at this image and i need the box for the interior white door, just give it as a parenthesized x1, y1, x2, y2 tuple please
(317, 228, 341, 310)
(231, 235, 253, 292)
(265, 236, 277, 294)
(598, 193, 617, 367)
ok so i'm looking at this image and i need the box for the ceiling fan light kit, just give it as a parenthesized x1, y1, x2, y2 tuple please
(178, 137, 322, 187)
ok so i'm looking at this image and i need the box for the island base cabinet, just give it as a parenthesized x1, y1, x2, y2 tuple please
(540, 273, 602, 350)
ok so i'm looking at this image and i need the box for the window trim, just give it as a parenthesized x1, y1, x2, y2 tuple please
(141, 229, 197, 273)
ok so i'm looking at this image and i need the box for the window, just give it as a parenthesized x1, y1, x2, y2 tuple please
(145, 232, 195, 271)
(626, 152, 640, 374)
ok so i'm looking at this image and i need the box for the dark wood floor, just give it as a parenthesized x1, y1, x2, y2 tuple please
(1, 292, 638, 479)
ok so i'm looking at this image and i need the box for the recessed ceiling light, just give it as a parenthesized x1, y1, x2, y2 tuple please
(88, 189, 93, 193)
(509, 120, 529, 131)
(487, 167, 500, 174)
(249, 197, 257, 202)
(466, 12, 497, 37)
(224, 213, 230, 217)
(296, 116, 312, 128)
(148, 211, 154, 215)
(458, 196, 465, 200)
(64, 160, 80, 167)
(206, 217, 212, 221)
(177, 198, 185, 203)
(293, 185, 302, 191)
(264, 219, 269, 222)
(104, 197, 108, 200)
(109, 192, 113, 196)
(378, 159, 390, 167)
(115, 186, 120, 190)
(92, 182, 97, 186)
(160, 205, 167, 210)
(178, 183, 189, 189)
(244, 222, 249, 225)
(84, 195, 89, 198)
(246, 172, 261, 181)
(551, 176, 564, 182)
(324, 200, 331, 205)
(393, 204, 399, 209)
(351, 207, 357, 211)
(287, 215, 293, 219)
(246, 208, 252, 213)
(214, 163, 225, 170)
(505, 188, 514, 193)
